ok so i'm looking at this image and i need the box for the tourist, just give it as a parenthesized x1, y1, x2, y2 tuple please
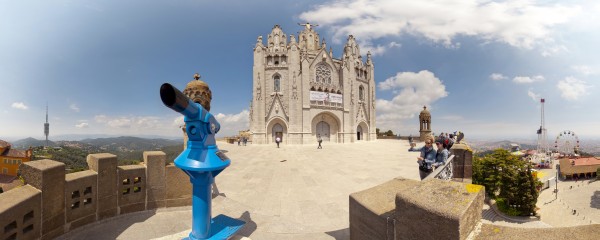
(434, 140, 449, 167)
(317, 135, 323, 149)
(408, 135, 415, 151)
(417, 138, 437, 180)
(238, 138, 241, 146)
(276, 136, 281, 148)
(243, 137, 247, 146)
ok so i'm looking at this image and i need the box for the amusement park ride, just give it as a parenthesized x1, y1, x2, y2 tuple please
(530, 98, 553, 168)
(528, 98, 581, 168)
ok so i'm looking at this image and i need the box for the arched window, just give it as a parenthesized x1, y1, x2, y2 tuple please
(274, 74, 281, 92)
(359, 86, 364, 101)
(316, 62, 331, 84)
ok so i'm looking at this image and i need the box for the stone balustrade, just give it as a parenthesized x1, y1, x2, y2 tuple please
(0, 151, 192, 240)
(424, 155, 455, 181)
(350, 176, 599, 239)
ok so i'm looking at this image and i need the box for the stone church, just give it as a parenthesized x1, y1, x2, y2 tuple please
(249, 23, 376, 144)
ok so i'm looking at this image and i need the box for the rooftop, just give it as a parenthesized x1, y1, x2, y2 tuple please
(59, 139, 421, 239)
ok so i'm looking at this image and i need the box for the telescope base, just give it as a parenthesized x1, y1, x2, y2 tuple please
(184, 214, 246, 240)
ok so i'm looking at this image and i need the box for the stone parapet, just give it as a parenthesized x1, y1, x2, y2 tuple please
(477, 223, 600, 240)
(450, 143, 473, 180)
(165, 164, 192, 207)
(117, 165, 146, 214)
(350, 178, 485, 240)
(0, 185, 41, 240)
(349, 178, 421, 240)
(395, 179, 484, 240)
(144, 151, 167, 209)
(0, 151, 197, 239)
(20, 159, 66, 240)
(65, 170, 97, 231)
(87, 153, 118, 221)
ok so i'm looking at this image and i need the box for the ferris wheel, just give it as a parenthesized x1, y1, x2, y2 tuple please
(554, 130, 580, 155)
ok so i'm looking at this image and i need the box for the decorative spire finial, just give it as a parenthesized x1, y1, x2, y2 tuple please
(194, 73, 200, 80)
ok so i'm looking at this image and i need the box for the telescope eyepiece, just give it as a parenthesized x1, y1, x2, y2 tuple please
(160, 83, 200, 117)
(160, 83, 178, 107)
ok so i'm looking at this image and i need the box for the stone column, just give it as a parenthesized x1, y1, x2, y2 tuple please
(87, 153, 118, 220)
(20, 159, 66, 240)
(395, 179, 484, 240)
(450, 143, 473, 181)
(144, 151, 167, 209)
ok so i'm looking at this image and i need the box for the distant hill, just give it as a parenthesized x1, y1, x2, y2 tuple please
(17, 136, 184, 172)
(12, 137, 57, 148)
(80, 136, 181, 152)
(469, 139, 537, 152)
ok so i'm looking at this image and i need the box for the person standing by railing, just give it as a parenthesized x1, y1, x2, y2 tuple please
(434, 139, 449, 168)
(417, 138, 437, 180)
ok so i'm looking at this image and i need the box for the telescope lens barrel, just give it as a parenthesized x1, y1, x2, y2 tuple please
(160, 83, 200, 117)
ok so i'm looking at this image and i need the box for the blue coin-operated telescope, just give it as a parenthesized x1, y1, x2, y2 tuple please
(160, 83, 245, 240)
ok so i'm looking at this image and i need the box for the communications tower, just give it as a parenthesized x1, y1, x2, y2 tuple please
(536, 98, 548, 154)
(44, 104, 50, 147)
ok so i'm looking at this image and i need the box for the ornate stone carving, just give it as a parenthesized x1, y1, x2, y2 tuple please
(183, 73, 212, 111)
(372, 88, 375, 109)
(292, 71, 298, 100)
(256, 74, 262, 100)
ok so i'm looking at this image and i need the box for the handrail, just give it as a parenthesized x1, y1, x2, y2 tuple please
(424, 155, 454, 181)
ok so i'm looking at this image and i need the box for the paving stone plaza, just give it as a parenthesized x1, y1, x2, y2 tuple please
(57, 139, 599, 239)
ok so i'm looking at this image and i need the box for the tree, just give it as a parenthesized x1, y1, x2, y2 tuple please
(385, 130, 394, 136)
(376, 128, 380, 136)
(473, 149, 541, 216)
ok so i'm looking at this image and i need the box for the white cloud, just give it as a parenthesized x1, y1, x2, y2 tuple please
(556, 77, 590, 101)
(172, 116, 184, 128)
(376, 70, 448, 132)
(571, 65, 596, 76)
(439, 115, 464, 121)
(75, 122, 89, 128)
(214, 110, 250, 136)
(300, 0, 581, 51)
(489, 73, 508, 81)
(527, 89, 541, 102)
(70, 104, 80, 112)
(11, 102, 28, 110)
(513, 75, 544, 84)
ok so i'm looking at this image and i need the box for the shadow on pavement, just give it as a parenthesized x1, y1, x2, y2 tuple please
(56, 210, 156, 240)
(235, 211, 257, 237)
(326, 228, 349, 239)
(591, 191, 600, 209)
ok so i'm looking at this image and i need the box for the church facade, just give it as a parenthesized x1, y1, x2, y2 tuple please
(249, 24, 376, 144)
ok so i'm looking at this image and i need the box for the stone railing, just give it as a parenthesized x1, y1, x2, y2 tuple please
(349, 177, 600, 240)
(0, 151, 193, 240)
(424, 155, 455, 181)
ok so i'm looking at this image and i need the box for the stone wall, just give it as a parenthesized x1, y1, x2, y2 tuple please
(349, 177, 600, 240)
(0, 151, 193, 240)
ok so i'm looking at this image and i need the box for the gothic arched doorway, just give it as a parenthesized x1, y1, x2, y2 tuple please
(357, 125, 363, 140)
(316, 121, 330, 141)
(273, 123, 284, 142)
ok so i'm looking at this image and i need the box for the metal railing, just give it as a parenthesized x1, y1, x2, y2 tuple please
(424, 155, 454, 181)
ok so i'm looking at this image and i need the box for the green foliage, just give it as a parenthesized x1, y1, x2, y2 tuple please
(495, 198, 520, 216)
(32, 143, 183, 172)
(376, 128, 380, 135)
(473, 148, 541, 216)
(597, 168, 600, 180)
(385, 130, 394, 136)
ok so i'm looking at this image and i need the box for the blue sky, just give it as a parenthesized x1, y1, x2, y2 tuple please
(1, 0, 599, 141)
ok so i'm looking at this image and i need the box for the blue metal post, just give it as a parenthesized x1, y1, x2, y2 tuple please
(189, 172, 213, 240)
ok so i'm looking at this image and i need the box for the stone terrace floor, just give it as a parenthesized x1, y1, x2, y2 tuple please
(59, 139, 422, 239)
(57, 139, 599, 239)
